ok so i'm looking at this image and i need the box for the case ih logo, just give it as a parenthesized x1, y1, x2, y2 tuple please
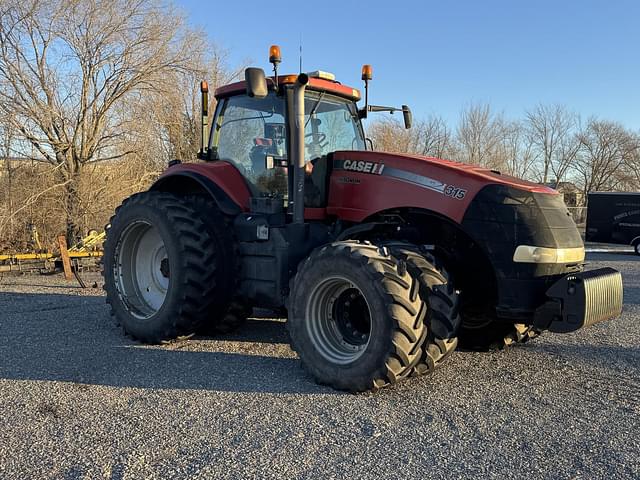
(342, 160, 385, 175)
(335, 158, 467, 200)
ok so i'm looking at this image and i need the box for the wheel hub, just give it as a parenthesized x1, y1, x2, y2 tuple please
(333, 288, 370, 346)
(159, 257, 170, 278)
(306, 277, 372, 364)
(114, 221, 169, 319)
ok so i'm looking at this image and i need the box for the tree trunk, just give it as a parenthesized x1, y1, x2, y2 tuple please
(542, 159, 549, 184)
(62, 162, 83, 245)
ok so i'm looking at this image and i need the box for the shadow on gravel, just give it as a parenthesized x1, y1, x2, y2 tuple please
(199, 318, 289, 344)
(622, 286, 640, 305)
(0, 292, 332, 395)
(535, 342, 640, 369)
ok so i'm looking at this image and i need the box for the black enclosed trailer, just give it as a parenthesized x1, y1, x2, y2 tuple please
(586, 192, 640, 254)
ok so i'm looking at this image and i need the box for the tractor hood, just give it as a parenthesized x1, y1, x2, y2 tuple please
(337, 150, 553, 195)
(328, 150, 556, 224)
(328, 149, 584, 318)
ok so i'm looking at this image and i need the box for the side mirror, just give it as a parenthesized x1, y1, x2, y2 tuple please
(402, 105, 412, 129)
(245, 67, 268, 98)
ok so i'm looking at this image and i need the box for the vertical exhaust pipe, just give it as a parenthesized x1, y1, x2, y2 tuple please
(292, 73, 309, 224)
(199, 81, 209, 158)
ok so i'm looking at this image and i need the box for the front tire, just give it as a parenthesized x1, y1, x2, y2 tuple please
(458, 315, 540, 351)
(287, 241, 426, 392)
(383, 244, 461, 376)
(103, 191, 224, 343)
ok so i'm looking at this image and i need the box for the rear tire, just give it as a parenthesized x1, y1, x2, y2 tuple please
(287, 241, 426, 392)
(180, 195, 249, 334)
(103, 191, 225, 343)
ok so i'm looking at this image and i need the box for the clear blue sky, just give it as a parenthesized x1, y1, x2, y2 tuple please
(177, 0, 639, 130)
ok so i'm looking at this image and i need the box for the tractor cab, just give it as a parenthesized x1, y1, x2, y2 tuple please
(198, 46, 410, 219)
(208, 75, 365, 208)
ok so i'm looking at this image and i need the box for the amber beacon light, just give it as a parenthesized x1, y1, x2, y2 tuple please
(361, 64, 373, 81)
(269, 45, 282, 64)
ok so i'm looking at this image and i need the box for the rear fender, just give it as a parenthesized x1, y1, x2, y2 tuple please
(151, 162, 250, 215)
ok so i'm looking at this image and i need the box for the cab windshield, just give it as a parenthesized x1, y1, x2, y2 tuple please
(303, 91, 365, 162)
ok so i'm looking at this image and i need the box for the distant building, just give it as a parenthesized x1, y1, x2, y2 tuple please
(542, 180, 585, 207)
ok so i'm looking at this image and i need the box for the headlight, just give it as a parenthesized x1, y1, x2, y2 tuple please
(513, 245, 585, 264)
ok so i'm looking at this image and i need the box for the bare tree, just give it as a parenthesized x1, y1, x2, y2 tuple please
(0, 0, 200, 241)
(525, 104, 578, 185)
(575, 119, 639, 195)
(368, 114, 454, 160)
(419, 115, 454, 159)
(140, 46, 245, 164)
(367, 118, 416, 153)
(498, 120, 538, 179)
(619, 132, 640, 190)
(0, 121, 16, 241)
(456, 103, 505, 169)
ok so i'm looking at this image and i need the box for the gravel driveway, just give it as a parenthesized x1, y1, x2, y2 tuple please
(0, 253, 638, 479)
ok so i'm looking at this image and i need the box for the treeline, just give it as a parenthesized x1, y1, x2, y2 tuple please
(369, 103, 640, 196)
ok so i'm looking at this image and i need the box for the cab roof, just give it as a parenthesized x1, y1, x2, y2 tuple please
(215, 74, 361, 102)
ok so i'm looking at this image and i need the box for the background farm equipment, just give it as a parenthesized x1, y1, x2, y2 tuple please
(0, 228, 104, 280)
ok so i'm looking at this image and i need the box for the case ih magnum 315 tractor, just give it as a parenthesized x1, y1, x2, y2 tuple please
(104, 46, 623, 392)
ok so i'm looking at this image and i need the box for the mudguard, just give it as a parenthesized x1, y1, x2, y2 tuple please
(151, 162, 251, 215)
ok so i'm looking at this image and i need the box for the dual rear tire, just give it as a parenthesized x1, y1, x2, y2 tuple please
(103, 191, 246, 343)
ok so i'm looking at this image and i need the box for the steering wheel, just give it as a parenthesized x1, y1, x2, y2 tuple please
(304, 132, 327, 150)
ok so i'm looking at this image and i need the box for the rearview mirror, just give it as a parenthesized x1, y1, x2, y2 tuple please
(402, 105, 412, 129)
(245, 67, 268, 98)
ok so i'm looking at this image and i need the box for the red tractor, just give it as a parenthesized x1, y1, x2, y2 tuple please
(103, 46, 623, 392)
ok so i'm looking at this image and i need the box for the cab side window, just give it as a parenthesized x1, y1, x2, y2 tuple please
(215, 94, 288, 198)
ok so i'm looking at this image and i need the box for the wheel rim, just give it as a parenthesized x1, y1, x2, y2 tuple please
(114, 221, 169, 319)
(306, 276, 372, 365)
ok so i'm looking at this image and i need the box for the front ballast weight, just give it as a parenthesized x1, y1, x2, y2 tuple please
(534, 267, 623, 333)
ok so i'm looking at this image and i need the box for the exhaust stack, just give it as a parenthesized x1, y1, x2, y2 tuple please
(292, 73, 309, 224)
(199, 81, 209, 158)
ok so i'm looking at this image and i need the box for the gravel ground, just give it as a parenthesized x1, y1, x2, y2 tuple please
(0, 252, 639, 479)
